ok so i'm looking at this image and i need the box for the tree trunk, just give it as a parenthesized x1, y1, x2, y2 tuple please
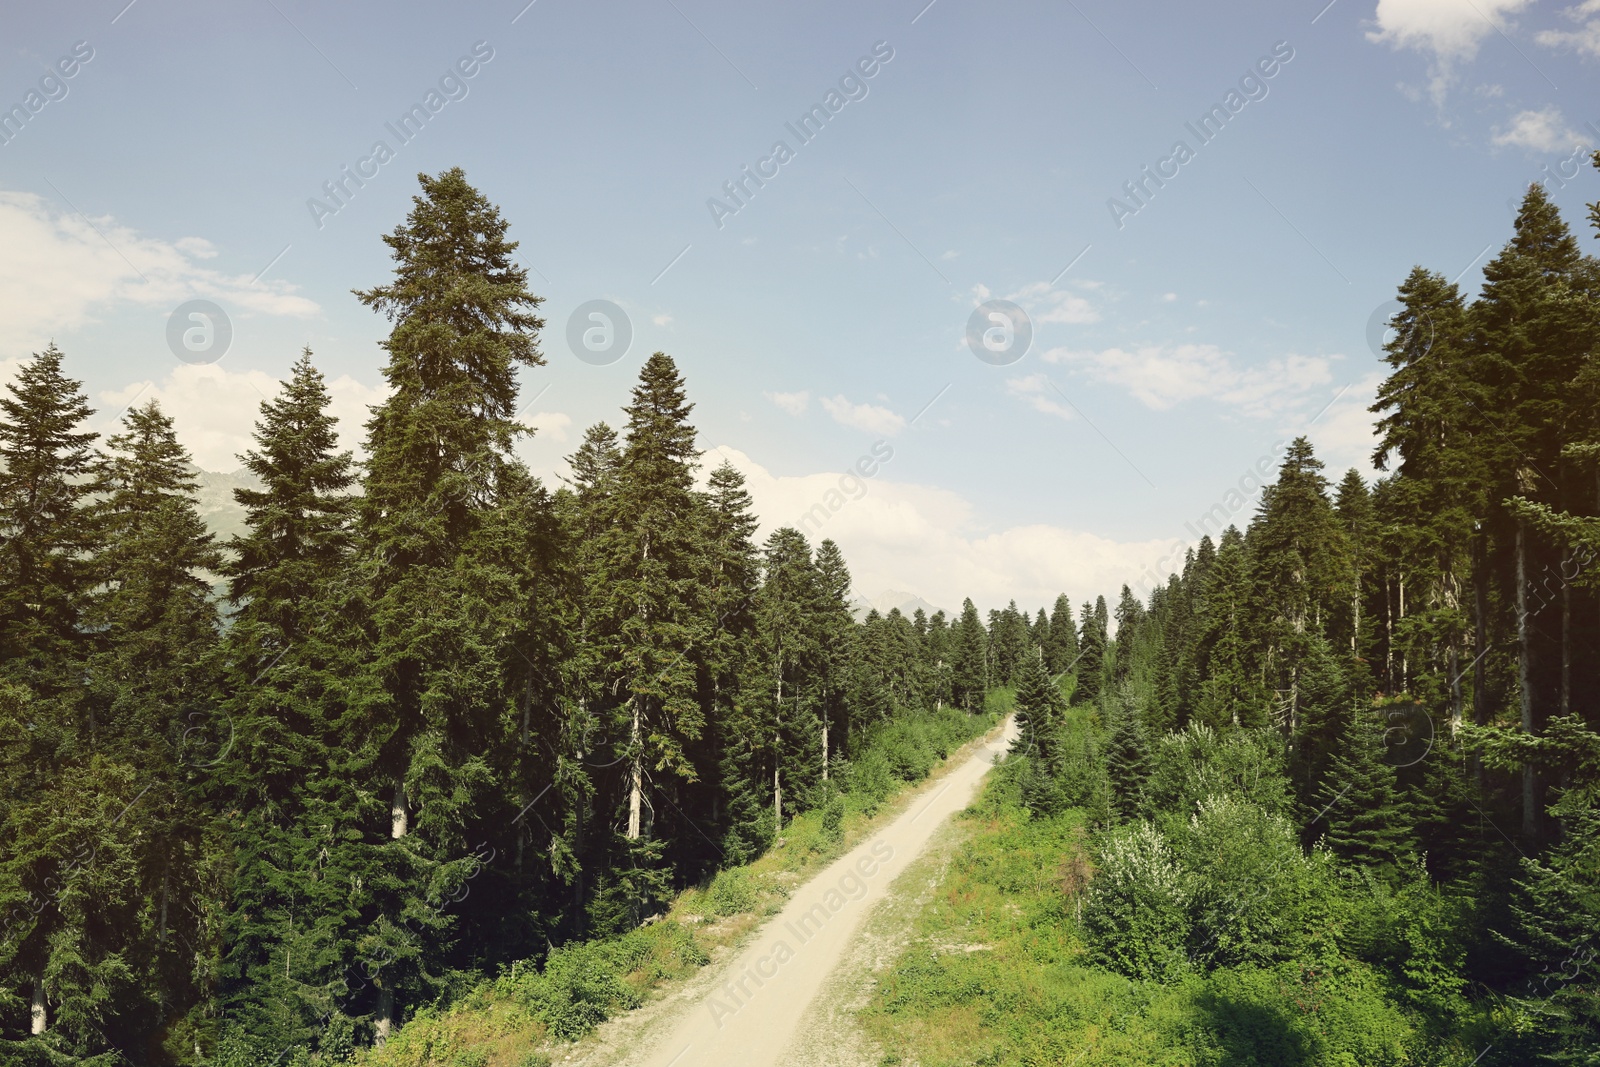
(1398, 571, 1408, 690)
(391, 778, 409, 839)
(1561, 574, 1571, 717)
(375, 988, 395, 1047)
(626, 699, 643, 840)
(1517, 518, 1537, 840)
(1384, 571, 1394, 690)
(30, 976, 45, 1035)
(821, 710, 829, 783)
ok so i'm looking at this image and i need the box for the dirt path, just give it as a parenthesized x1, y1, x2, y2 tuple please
(603, 716, 1017, 1067)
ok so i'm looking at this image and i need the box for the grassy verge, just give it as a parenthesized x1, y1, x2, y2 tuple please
(859, 744, 1485, 1067)
(353, 699, 1006, 1067)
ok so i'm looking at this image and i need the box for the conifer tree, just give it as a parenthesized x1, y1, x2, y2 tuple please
(1045, 593, 1079, 675)
(1072, 600, 1106, 708)
(213, 351, 357, 1050)
(82, 399, 223, 1051)
(0, 343, 100, 696)
(1104, 685, 1151, 820)
(350, 167, 546, 1038)
(951, 598, 987, 709)
(1311, 707, 1416, 869)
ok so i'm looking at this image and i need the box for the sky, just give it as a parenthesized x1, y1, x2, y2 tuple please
(3, 0, 1599, 615)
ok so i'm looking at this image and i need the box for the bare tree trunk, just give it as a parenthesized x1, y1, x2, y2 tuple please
(626, 698, 643, 840)
(375, 988, 395, 1047)
(1561, 575, 1571, 716)
(821, 707, 829, 783)
(30, 977, 45, 1035)
(391, 778, 408, 839)
(1384, 571, 1394, 690)
(1398, 571, 1408, 690)
(1517, 519, 1537, 840)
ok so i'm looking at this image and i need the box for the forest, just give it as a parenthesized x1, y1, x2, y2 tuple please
(1, 164, 1598, 1066)
(0, 170, 1003, 1063)
(862, 175, 1600, 1065)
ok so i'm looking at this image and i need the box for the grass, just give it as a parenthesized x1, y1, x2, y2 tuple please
(352, 703, 1002, 1067)
(857, 751, 1497, 1067)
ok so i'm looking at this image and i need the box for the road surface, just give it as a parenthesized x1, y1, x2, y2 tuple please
(621, 716, 1018, 1067)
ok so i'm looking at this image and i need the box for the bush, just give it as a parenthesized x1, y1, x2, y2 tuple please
(1175, 795, 1315, 970)
(705, 867, 757, 917)
(1082, 820, 1191, 981)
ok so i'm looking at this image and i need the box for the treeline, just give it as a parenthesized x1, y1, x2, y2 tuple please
(1003, 178, 1600, 1062)
(0, 169, 1004, 1064)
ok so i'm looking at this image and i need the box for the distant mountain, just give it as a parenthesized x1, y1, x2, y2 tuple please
(849, 589, 944, 622)
(191, 466, 260, 544)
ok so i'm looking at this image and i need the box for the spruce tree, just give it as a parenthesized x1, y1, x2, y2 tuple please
(587, 352, 711, 925)
(1311, 706, 1416, 869)
(81, 399, 223, 1052)
(1045, 592, 1079, 675)
(350, 167, 547, 1038)
(951, 598, 987, 709)
(213, 351, 357, 1050)
(0, 343, 100, 696)
(1072, 600, 1106, 707)
(1104, 684, 1151, 820)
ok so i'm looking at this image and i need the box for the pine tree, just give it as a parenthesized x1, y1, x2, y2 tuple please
(80, 399, 223, 1051)
(586, 352, 712, 927)
(1311, 706, 1415, 869)
(350, 167, 547, 1039)
(951, 598, 987, 709)
(753, 528, 820, 831)
(213, 351, 357, 1050)
(0, 343, 100, 697)
(1072, 600, 1106, 708)
(812, 539, 856, 777)
(1045, 592, 1079, 676)
(1104, 684, 1151, 820)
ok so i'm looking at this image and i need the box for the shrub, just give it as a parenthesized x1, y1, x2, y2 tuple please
(1082, 820, 1191, 981)
(1175, 795, 1314, 970)
(706, 867, 757, 917)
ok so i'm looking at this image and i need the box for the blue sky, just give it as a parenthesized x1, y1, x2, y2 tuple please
(3, 0, 1598, 612)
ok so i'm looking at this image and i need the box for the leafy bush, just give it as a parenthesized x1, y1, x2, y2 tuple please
(1175, 795, 1317, 970)
(492, 921, 706, 1042)
(705, 867, 757, 916)
(1082, 820, 1192, 981)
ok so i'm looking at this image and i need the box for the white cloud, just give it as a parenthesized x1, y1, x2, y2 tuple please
(765, 389, 810, 416)
(1007, 280, 1099, 324)
(527, 411, 573, 443)
(1492, 106, 1583, 151)
(1162, 292, 1178, 302)
(1043, 342, 1334, 418)
(1536, 0, 1600, 57)
(652, 314, 673, 326)
(1305, 371, 1386, 476)
(0, 190, 318, 356)
(1006, 373, 1075, 420)
(704, 445, 1183, 613)
(95, 363, 386, 471)
(821, 394, 905, 436)
(1367, 0, 1534, 104)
